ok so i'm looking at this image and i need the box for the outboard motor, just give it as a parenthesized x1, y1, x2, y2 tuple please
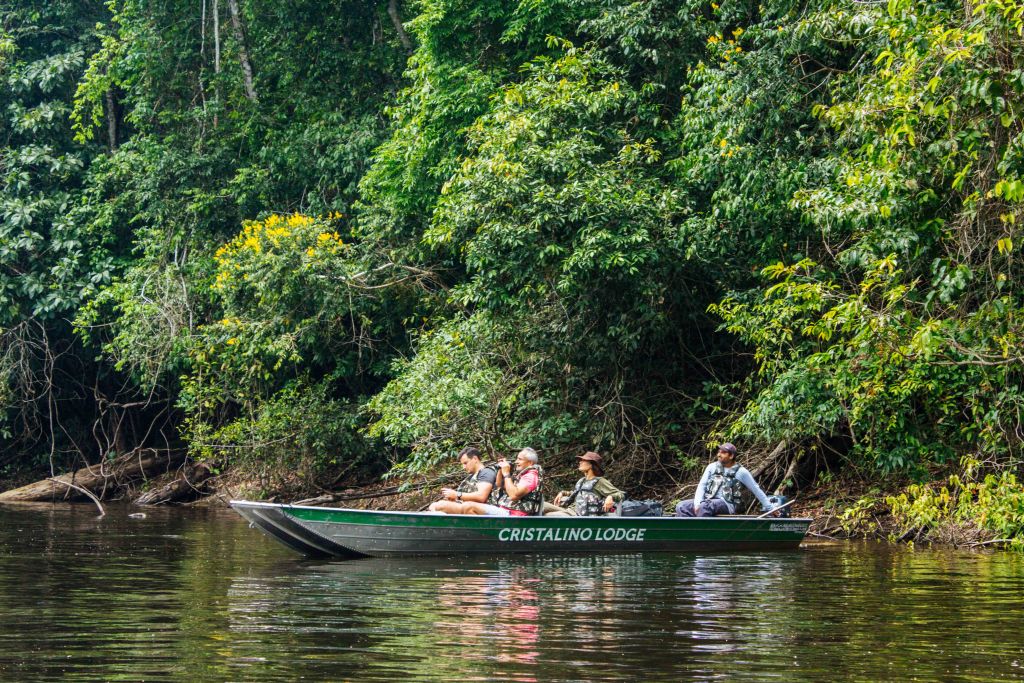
(765, 495, 791, 517)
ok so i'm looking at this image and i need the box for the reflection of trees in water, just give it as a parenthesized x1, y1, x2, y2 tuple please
(7, 509, 1024, 681)
(217, 549, 1024, 682)
(775, 544, 1024, 681)
(674, 554, 797, 682)
(0, 506, 268, 680)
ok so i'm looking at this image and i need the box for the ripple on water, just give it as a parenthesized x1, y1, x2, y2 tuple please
(1, 507, 1023, 682)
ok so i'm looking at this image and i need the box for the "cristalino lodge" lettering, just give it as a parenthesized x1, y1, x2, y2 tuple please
(497, 527, 646, 542)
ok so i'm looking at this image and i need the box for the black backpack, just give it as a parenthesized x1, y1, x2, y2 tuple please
(618, 499, 663, 517)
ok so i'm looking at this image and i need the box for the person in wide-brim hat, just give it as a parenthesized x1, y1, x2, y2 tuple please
(543, 451, 625, 517)
(577, 450, 604, 476)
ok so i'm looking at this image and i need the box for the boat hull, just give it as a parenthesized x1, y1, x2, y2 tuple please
(231, 500, 811, 559)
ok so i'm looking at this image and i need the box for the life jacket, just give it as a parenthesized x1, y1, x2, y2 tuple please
(497, 464, 544, 515)
(564, 477, 605, 516)
(705, 463, 743, 508)
(456, 465, 500, 505)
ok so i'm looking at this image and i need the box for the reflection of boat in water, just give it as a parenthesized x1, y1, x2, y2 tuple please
(231, 500, 811, 559)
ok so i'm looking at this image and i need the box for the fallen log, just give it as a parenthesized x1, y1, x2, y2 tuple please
(292, 485, 422, 507)
(135, 462, 214, 506)
(0, 449, 185, 503)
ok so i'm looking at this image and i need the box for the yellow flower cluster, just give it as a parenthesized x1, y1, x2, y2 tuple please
(706, 28, 744, 61)
(215, 213, 320, 259)
(719, 137, 738, 158)
(212, 213, 346, 292)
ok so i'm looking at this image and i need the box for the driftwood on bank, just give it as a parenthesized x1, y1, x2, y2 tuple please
(0, 449, 185, 503)
(134, 461, 214, 506)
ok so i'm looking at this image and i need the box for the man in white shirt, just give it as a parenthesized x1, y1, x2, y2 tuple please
(675, 443, 776, 517)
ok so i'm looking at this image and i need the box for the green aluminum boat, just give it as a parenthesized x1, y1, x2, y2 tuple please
(230, 500, 811, 559)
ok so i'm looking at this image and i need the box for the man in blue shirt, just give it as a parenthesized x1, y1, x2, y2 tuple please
(675, 443, 776, 517)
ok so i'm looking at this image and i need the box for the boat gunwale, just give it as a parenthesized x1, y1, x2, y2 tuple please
(230, 500, 812, 524)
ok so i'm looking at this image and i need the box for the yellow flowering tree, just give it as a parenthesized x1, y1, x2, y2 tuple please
(179, 213, 411, 488)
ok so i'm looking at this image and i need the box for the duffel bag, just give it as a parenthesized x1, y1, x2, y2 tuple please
(618, 499, 663, 517)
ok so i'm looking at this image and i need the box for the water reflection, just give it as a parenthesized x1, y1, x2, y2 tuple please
(0, 505, 1023, 682)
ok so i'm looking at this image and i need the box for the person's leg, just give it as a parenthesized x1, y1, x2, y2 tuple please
(428, 500, 466, 514)
(697, 499, 731, 517)
(675, 500, 697, 517)
(711, 499, 733, 515)
(461, 502, 510, 516)
(460, 502, 485, 515)
(544, 503, 576, 517)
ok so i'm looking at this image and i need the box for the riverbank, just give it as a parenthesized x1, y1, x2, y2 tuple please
(3, 455, 1021, 552)
(178, 469, 1024, 553)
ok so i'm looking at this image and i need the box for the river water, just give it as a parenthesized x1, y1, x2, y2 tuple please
(0, 504, 1022, 682)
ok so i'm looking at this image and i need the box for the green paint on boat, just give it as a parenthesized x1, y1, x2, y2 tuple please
(232, 501, 811, 559)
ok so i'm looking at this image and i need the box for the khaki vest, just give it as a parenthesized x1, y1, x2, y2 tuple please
(565, 477, 605, 516)
(705, 463, 742, 507)
(497, 465, 543, 515)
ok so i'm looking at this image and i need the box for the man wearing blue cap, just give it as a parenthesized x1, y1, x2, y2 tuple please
(675, 443, 776, 517)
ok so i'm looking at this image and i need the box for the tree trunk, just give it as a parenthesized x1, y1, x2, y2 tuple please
(0, 449, 185, 502)
(387, 0, 413, 53)
(213, 0, 221, 76)
(211, 0, 221, 126)
(750, 440, 787, 480)
(105, 88, 118, 150)
(135, 462, 214, 505)
(226, 0, 258, 101)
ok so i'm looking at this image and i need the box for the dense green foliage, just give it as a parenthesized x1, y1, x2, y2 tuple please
(1, 0, 1021, 537)
(887, 457, 1024, 549)
(715, 0, 1024, 475)
(0, 1, 110, 470)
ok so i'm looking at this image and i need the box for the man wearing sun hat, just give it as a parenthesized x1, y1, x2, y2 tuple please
(675, 442, 776, 517)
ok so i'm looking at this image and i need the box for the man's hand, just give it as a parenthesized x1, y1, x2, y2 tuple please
(497, 458, 511, 475)
(441, 487, 457, 501)
(554, 492, 565, 506)
(603, 496, 615, 512)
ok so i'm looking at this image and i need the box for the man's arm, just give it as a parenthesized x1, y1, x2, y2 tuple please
(693, 463, 714, 508)
(460, 470, 495, 503)
(501, 470, 538, 501)
(736, 467, 773, 509)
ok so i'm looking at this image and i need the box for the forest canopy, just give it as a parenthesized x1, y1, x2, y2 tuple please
(1, 0, 1021, 538)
